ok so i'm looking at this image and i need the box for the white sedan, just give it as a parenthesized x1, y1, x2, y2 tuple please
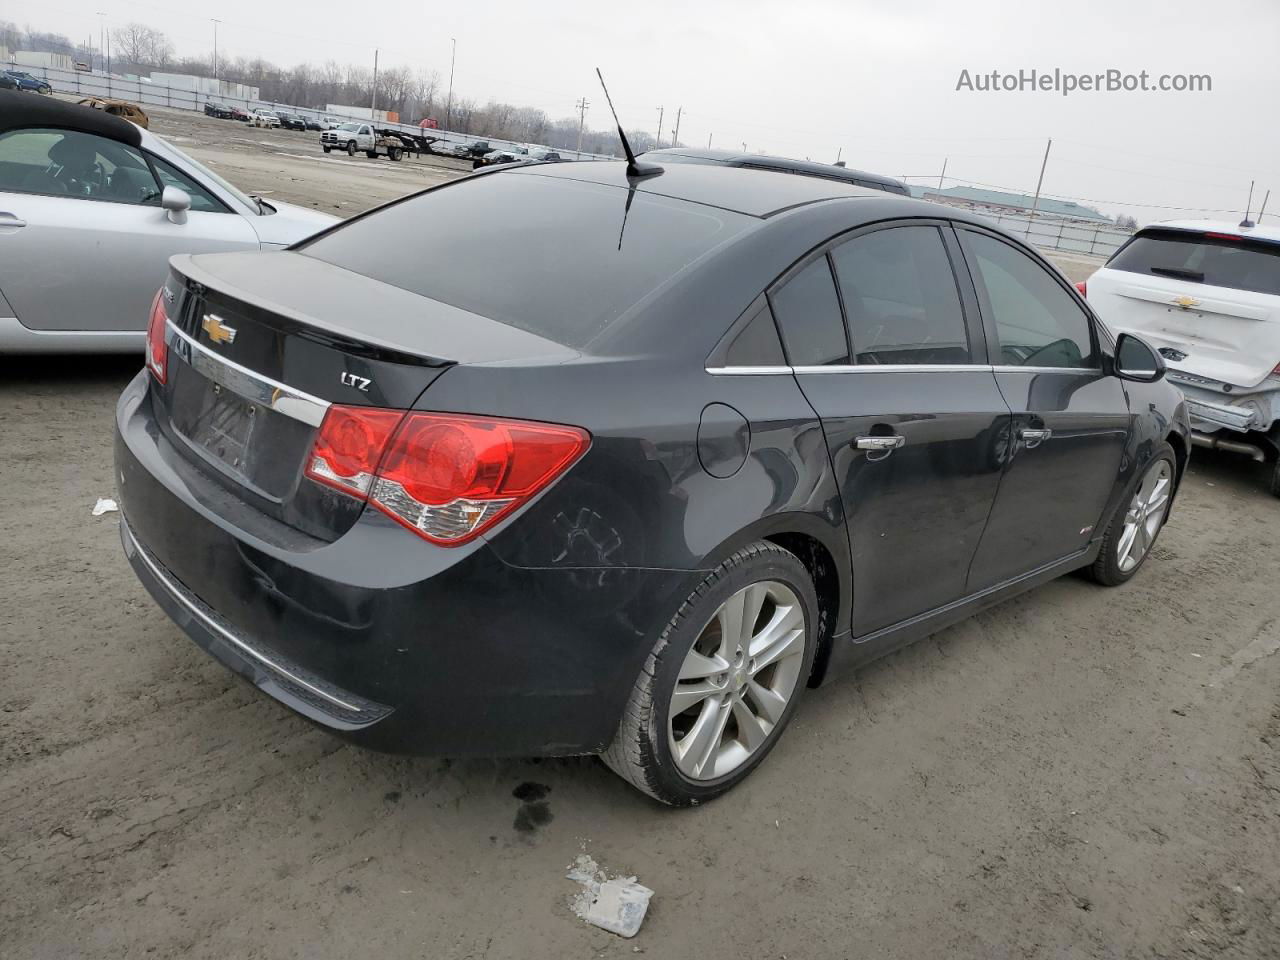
(0, 92, 337, 352)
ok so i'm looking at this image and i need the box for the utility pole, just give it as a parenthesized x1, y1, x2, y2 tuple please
(707, 132, 712, 148)
(671, 106, 683, 147)
(937, 157, 948, 198)
(836, 147, 842, 164)
(445, 38, 456, 129)
(370, 49, 379, 115)
(1027, 138, 1052, 231)
(575, 97, 589, 158)
(96, 12, 106, 74)
(655, 106, 664, 149)
(742, 141, 747, 152)
(211, 19, 220, 82)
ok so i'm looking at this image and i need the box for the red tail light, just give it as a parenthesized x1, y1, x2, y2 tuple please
(306, 407, 590, 545)
(145, 289, 168, 384)
(1075, 280, 1087, 298)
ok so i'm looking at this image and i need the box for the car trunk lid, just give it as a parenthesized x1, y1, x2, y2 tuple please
(154, 251, 577, 544)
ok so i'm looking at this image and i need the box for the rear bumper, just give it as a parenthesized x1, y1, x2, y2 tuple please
(114, 371, 695, 756)
(1168, 376, 1277, 434)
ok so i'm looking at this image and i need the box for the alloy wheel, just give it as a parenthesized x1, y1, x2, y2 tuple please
(1117, 459, 1172, 572)
(668, 581, 807, 781)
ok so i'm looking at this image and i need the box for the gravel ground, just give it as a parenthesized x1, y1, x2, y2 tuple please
(2, 105, 1278, 959)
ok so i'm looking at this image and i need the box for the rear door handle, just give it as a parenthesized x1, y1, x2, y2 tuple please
(0, 212, 26, 229)
(1018, 427, 1052, 448)
(855, 435, 906, 461)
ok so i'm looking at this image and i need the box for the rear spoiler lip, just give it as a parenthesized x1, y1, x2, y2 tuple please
(170, 253, 455, 369)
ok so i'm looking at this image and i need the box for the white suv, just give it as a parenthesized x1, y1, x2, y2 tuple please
(1084, 220, 1280, 495)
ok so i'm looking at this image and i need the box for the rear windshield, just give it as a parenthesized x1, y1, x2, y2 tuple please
(298, 172, 751, 348)
(1107, 228, 1280, 296)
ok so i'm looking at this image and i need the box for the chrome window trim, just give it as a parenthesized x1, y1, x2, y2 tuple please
(706, 363, 1004, 375)
(991, 365, 1104, 374)
(166, 319, 331, 427)
(793, 363, 994, 374)
(120, 519, 364, 714)
(705, 365, 793, 376)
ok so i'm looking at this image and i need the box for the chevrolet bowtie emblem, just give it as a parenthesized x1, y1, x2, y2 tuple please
(202, 313, 237, 345)
(1172, 295, 1200, 310)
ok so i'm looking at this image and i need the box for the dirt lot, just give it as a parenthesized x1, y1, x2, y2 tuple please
(2, 106, 1279, 959)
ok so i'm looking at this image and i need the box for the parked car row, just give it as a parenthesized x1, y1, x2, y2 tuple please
(204, 102, 332, 131)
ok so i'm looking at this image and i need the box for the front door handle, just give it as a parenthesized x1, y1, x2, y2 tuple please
(1018, 427, 1052, 449)
(855, 435, 906, 461)
(0, 212, 27, 229)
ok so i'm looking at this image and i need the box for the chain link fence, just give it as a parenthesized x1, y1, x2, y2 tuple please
(975, 210, 1132, 259)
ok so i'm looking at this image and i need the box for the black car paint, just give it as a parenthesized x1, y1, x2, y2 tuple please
(115, 161, 1189, 757)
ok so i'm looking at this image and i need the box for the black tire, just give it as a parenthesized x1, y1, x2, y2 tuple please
(346, 141, 356, 156)
(366, 150, 377, 159)
(1086, 441, 1176, 586)
(389, 147, 402, 161)
(602, 541, 819, 806)
(322, 146, 331, 153)
(1269, 457, 1280, 499)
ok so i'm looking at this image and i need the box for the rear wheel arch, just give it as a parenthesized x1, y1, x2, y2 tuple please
(764, 532, 841, 687)
(691, 514, 850, 683)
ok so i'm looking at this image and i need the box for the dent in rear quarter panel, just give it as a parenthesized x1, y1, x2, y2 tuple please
(421, 356, 851, 636)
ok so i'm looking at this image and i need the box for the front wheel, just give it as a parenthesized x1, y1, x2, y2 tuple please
(1087, 443, 1176, 586)
(1269, 457, 1280, 499)
(346, 141, 356, 156)
(322, 145, 331, 153)
(602, 542, 818, 805)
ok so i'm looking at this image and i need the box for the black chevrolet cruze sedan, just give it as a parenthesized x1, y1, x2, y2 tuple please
(115, 160, 1189, 804)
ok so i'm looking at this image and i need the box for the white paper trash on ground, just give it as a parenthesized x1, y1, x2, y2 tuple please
(92, 498, 118, 517)
(566, 854, 653, 938)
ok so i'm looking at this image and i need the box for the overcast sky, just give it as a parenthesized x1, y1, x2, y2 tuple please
(27, 0, 1280, 225)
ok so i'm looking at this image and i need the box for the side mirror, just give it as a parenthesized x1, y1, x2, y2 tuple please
(161, 186, 191, 225)
(1115, 332, 1165, 382)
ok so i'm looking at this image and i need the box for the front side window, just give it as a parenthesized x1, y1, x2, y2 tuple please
(830, 225, 971, 364)
(769, 256, 850, 366)
(964, 231, 1096, 369)
(148, 154, 228, 213)
(0, 128, 160, 205)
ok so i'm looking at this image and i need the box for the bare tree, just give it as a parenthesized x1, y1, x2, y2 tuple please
(109, 23, 172, 72)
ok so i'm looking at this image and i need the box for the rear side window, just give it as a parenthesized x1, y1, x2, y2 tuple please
(1107, 228, 1280, 296)
(964, 231, 1096, 369)
(769, 257, 849, 366)
(721, 301, 785, 366)
(830, 226, 970, 364)
(299, 174, 751, 349)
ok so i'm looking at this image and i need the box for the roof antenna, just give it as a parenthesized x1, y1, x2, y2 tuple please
(1240, 179, 1256, 229)
(596, 67, 663, 179)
